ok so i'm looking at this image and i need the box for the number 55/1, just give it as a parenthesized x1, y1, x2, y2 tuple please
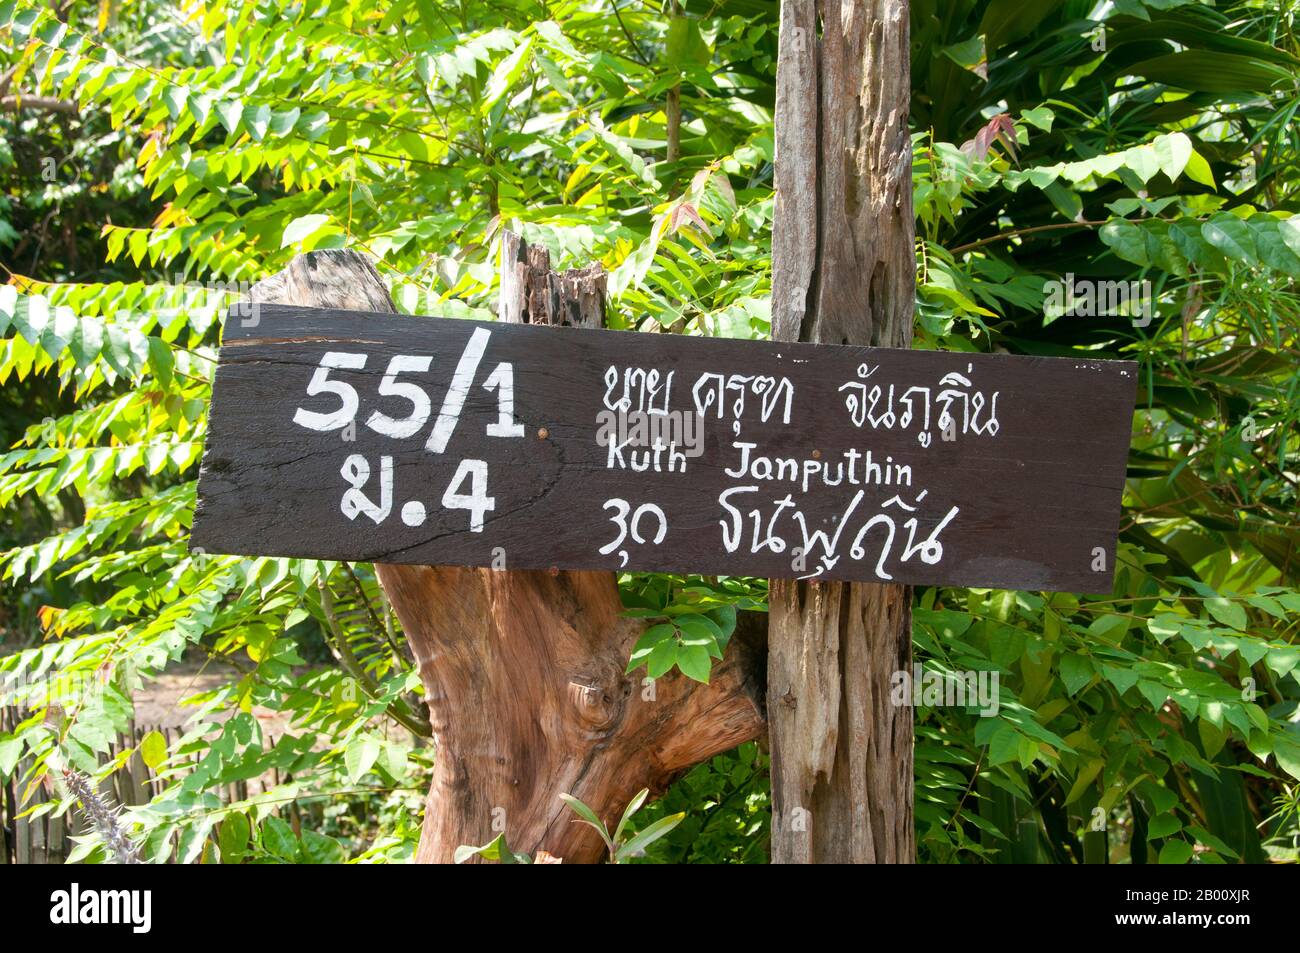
(293, 351, 367, 432)
(295, 352, 438, 438)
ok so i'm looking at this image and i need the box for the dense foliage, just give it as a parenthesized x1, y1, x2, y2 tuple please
(1, 0, 1297, 863)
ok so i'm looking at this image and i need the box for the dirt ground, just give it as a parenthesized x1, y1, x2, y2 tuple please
(131, 659, 298, 736)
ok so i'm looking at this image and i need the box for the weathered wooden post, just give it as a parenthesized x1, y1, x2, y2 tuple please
(767, 0, 918, 862)
(241, 242, 767, 863)
(198, 124, 1133, 868)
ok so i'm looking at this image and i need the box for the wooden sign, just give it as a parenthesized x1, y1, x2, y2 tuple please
(192, 304, 1137, 593)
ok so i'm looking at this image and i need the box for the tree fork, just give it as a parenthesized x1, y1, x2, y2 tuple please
(251, 241, 767, 863)
(767, 0, 916, 863)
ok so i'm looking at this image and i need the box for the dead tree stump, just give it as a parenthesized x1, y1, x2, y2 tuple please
(250, 238, 766, 863)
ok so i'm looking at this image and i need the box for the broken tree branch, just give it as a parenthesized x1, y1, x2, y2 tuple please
(2, 95, 79, 114)
(250, 242, 767, 863)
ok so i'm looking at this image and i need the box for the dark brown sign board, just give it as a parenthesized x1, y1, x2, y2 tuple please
(192, 304, 1137, 593)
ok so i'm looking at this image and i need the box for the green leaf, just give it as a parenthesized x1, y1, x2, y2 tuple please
(559, 792, 610, 841)
(160, 84, 187, 120)
(666, 17, 709, 68)
(1141, 782, 1180, 816)
(301, 830, 346, 864)
(1198, 717, 1226, 758)
(218, 812, 250, 861)
(1157, 839, 1193, 864)
(614, 811, 685, 863)
(1125, 144, 1161, 184)
(281, 214, 331, 248)
(40, 305, 76, 359)
(613, 787, 649, 844)
(139, 729, 167, 770)
(1147, 813, 1182, 839)
(1065, 758, 1104, 805)
(344, 733, 382, 782)
(1184, 150, 1215, 188)
(1204, 596, 1247, 631)
(1265, 645, 1300, 679)
(980, 0, 1058, 52)
(1250, 217, 1300, 276)
(453, 832, 528, 864)
(1280, 216, 1300, 258)
(1128, 51, 1292, 93)
(1273, 733, 1300, 782)
(452, 843, 482, 863)
(987, 724, 1022, 766)
(482, 37, 534, 114)
(147, 336, 174, 389)
(626, 622, 674, 672)
(1136, 680, 1169, 712)
(675, 613, 723, 640)
(0, 284, 15, 336)
(1017, 734, 1039, 769)
(11, 293, 49, 344)
(0, 734, 22, 776)
(216, 99, 243, 135)
(1020, 106, 1053, 131)
(1087, 613, 1129, 643)
(261, 816, 298, 861)
(1148, 614, 1183, 643)
(1243, 703, 1269, 733)
(677, 614, 722, 659)
(67, 318, 104, 368)
(1100, 219, 1159, 268)
(242, 103, 271, 141)
(1152, 132, 1192, 182)
(1102, 664, 1139, 696)
(645, 637, 678, 679)
(676, 642, 713, 683)
(187, 91, 213, 126)
(99, 324, 147, 377)
(1186, 826, 1239, 860)
(1202, 213, 1259, 265)
(1059, 653, 1094, 695)
(269, 107, 300, 137)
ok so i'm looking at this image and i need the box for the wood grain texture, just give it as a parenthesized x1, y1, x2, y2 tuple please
(194, 303, 1134, 590)
(768, 0, 918, 864)
(228, 243, 765, 864)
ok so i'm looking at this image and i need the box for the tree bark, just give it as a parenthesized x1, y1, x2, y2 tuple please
(767, 0, 916, 863)
(665, 1, 684, 169)
(1, 95, 78, 113)
(251, 242, 767, 863)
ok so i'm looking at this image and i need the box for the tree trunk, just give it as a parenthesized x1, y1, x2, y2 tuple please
(665, 1, 684, 168)
(251, 241, 767, 863)
(767, 0, 916, 863)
